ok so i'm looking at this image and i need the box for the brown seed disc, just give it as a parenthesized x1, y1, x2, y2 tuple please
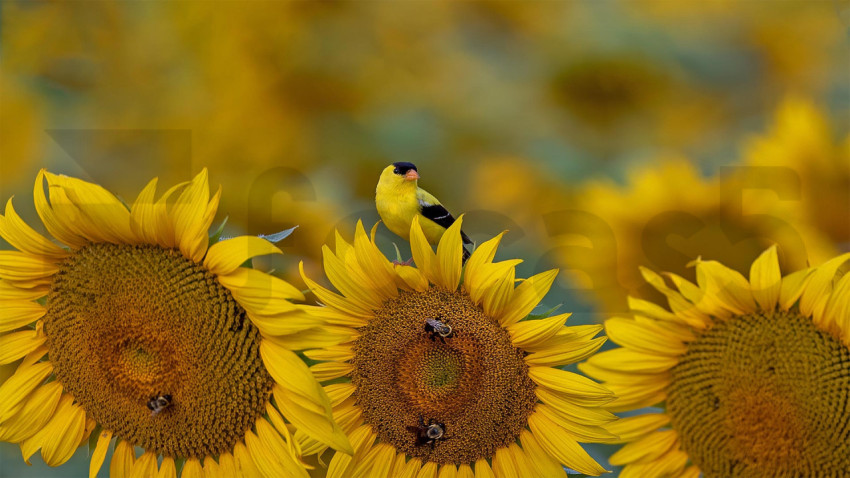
(351, 289, 537, 465)
(44, 244, 273, 459)
(667, 310, 850, 477)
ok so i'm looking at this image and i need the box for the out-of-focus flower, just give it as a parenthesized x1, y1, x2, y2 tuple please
(566, 159, 837, 314)
(297, 217, 614, 477)
(0, 78, 46, 192)
(744, 98, 850, 248)
(0, 170, 349, 476)
(582, 247, 850, 476)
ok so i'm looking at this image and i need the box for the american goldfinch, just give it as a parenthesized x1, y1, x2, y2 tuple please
(376, 162, 473, 260)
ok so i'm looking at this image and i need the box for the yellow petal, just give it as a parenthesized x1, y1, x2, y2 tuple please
(693, 259, 756, 315)
(779, 267, 813, 310)
(300, 262, 374, 319)
(129, 177, 160, 244)
(0, 301, 46, 333)
(394, 264, 429, 292)
(310, 362, 355, 382)
(638, 267, 711, 329)
(585, 348, 679, 375)
(435, 215, 464, 291)
(129, 451, 158, 478)
(322, 245, 383, 310)
(604, 317, 688, 356)
(203, 457, 221, 478)
(218, 267, 305, 310)
(218, 453, 237, 478)
(110, 439, 136, 478)
(0, 361, 52, 423)
(473, 459, 494, 478)
(152, 180, 190, 248)
(465, 260, 521, 306)
(528, 367, 614, 403)
(0, 198, 67, 259)
(51, 173, 135, 244)
(456, 464, 474, 478)
(492, 447, 518, 478)
(506, 313, 571, 349)
(327, 425, 375, 478)
(399, 458, 423, 478)
(0, 251, 60, 281)
(824, 272, 850, 339)
(409, 216, 437, 285)
(39, 400, 86, 466)
(536, 404, 618, 443)
(416, 461, 439, 478)
(525, 336, 607, 367)
(356, 442, 395, 478)
(801, 253, 850, 326)
(604, 414, 669, 444)
(204, 236, 283, 276)
(32, 170, 87, 248)
(352, 221, 398, 300)
(0, 280, 47, 301)
(436, 463, 457, 478)
(255, 419, 310, 478)
(464, 232, 505, 287)
(89, 430, 113, 478)
(0, 381, 62, 443)
(498, 269, 558, 326)
(172, 169, 210, 261)
(304, 346, 354, 363)
(261, 341, 352, 454)
(527, 412, 608, 476)
(520, 430, 567, 478)
(266, 326, 358, 351)
(0, 330, 46, 364)
(480, 266, 515, 319)
(234, 441, 262, 478)
(535, 388, 617, 426)
(749, 246, 781, 311)
(609, 430, 677, 466)
(182, 457, 204, 478)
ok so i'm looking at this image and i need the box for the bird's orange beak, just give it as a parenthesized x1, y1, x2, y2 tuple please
(405, 170, 420, 181)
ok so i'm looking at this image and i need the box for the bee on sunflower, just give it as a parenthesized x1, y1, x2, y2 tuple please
(296, 215, 616, 477)
(0, 170, 350, 477)
(582, 246, 850, 477)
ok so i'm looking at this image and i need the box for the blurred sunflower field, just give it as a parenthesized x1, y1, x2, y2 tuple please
(1, 1, 848, 477)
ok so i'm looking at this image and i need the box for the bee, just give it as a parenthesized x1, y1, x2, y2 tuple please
(424, 317, 453, 342)
(147, 393, 173, 416)
(407, 416, 447, 448)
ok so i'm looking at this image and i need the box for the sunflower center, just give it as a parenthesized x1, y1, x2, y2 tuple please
(351, 289, 537, 464)
(667, 310, 850, 477)
(44, 244, 273, 459)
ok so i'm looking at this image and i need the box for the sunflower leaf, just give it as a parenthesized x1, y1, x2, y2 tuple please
(208, 216, 229, 243)
(259, 226, 298, 244)
(525, 303, 563, 321)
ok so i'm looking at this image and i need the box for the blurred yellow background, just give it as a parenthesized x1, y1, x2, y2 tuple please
(1, 1, 848, 476)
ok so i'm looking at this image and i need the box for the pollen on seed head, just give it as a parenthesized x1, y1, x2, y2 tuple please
(44, 244, 273, 459)
(351, 289, 537, 465)
(667, 310, 850, 476)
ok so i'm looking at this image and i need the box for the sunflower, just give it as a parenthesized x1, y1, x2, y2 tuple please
(296, 215, 615, 477)
(0, 169, 351, 477)
(744, 97, 850, 247)
(581, 246, 850, 477)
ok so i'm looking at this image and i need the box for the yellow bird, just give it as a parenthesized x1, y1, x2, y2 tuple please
(376, 162, 473, 260)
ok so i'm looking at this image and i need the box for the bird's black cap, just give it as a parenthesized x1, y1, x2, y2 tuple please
(392, 162, 418, 175)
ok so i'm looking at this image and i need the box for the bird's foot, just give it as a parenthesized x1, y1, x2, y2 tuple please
(392, 258, 414, 267)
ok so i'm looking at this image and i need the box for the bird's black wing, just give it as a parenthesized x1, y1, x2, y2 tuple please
(420, 203, 473, 245)
(420, 202, 472, 244)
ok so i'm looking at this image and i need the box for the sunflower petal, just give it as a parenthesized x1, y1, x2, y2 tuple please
(38, 399, 86, 466)
(457, 464, 474, 478)
(234, 441, 262, 478)
(0, 301, 46, 333)
(0, 199, 67, 259)
(261, 341, 352, 454)
(609, 430, 677, 465)
(435, 215, 464, 291)
(410, 216, 438, 285)
(801, 253, 850, 326)
(604, 414, 669, 444)
(32, 170, 87, 248)
(0, 361, 52, 423)
(823, 272, 850, 340)
(520, 430, 567, 478)
(129, 451, 158, 478)
(255, 419, 310, 478)
(0, 330, 46, 364)
(218, 267, 305, 310)
(0, 251, 60, 282)
(779, 267, 813, 310)
(492, 446, 518, 478)
(89, 429, 113, 478)
(749, 246, 781, 311)
(327, 425, 375, 478)
(693, 259, 757, 315)
(506, 313, 571, 349)
(0, 381, 62, 443)
(204, 236, 283, 277)
(498, 269, 558, 326)
(464, 232, 505, 286)
(473, 458, 494, 478)
(604, 317, 688, 356)
(50, 173, 135, 244)
(527, 411, 609, 476)
(300, 262, 374, 319)
(182, 457, 204, 478)
(528, 367, 614, 403)
(353, 221, 398, 300)
(417, 461, 439, 478)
